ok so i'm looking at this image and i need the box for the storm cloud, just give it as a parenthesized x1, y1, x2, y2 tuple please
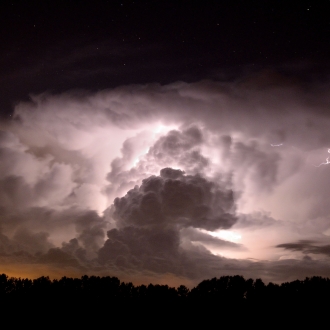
(1, 74, 330, 284)
(97, 168, 237, 278)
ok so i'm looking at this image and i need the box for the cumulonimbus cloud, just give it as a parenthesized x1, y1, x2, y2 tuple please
(0, 73, 330, 284)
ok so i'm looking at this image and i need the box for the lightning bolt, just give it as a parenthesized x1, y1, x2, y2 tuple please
(314, 149, 330, 167)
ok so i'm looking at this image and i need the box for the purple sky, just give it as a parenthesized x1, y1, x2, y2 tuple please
(0, 1, 330, 285)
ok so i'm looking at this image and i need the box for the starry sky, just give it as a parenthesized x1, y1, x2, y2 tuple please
(0, 0, 330, 285)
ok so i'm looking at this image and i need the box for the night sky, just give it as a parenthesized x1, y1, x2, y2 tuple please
(0, 0, 330, 285)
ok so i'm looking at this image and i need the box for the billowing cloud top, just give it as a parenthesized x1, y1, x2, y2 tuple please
(1, 74, 330, 284)
(112, 168, 236, 230)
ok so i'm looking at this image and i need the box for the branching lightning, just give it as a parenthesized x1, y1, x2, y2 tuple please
(314, 149, 330, 167)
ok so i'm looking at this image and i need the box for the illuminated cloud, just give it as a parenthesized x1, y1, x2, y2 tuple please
(1, 74, 330, 284)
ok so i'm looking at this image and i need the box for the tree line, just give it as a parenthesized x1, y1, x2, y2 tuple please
(2, 273, 329, 326)
(1, 273, 330, 306)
